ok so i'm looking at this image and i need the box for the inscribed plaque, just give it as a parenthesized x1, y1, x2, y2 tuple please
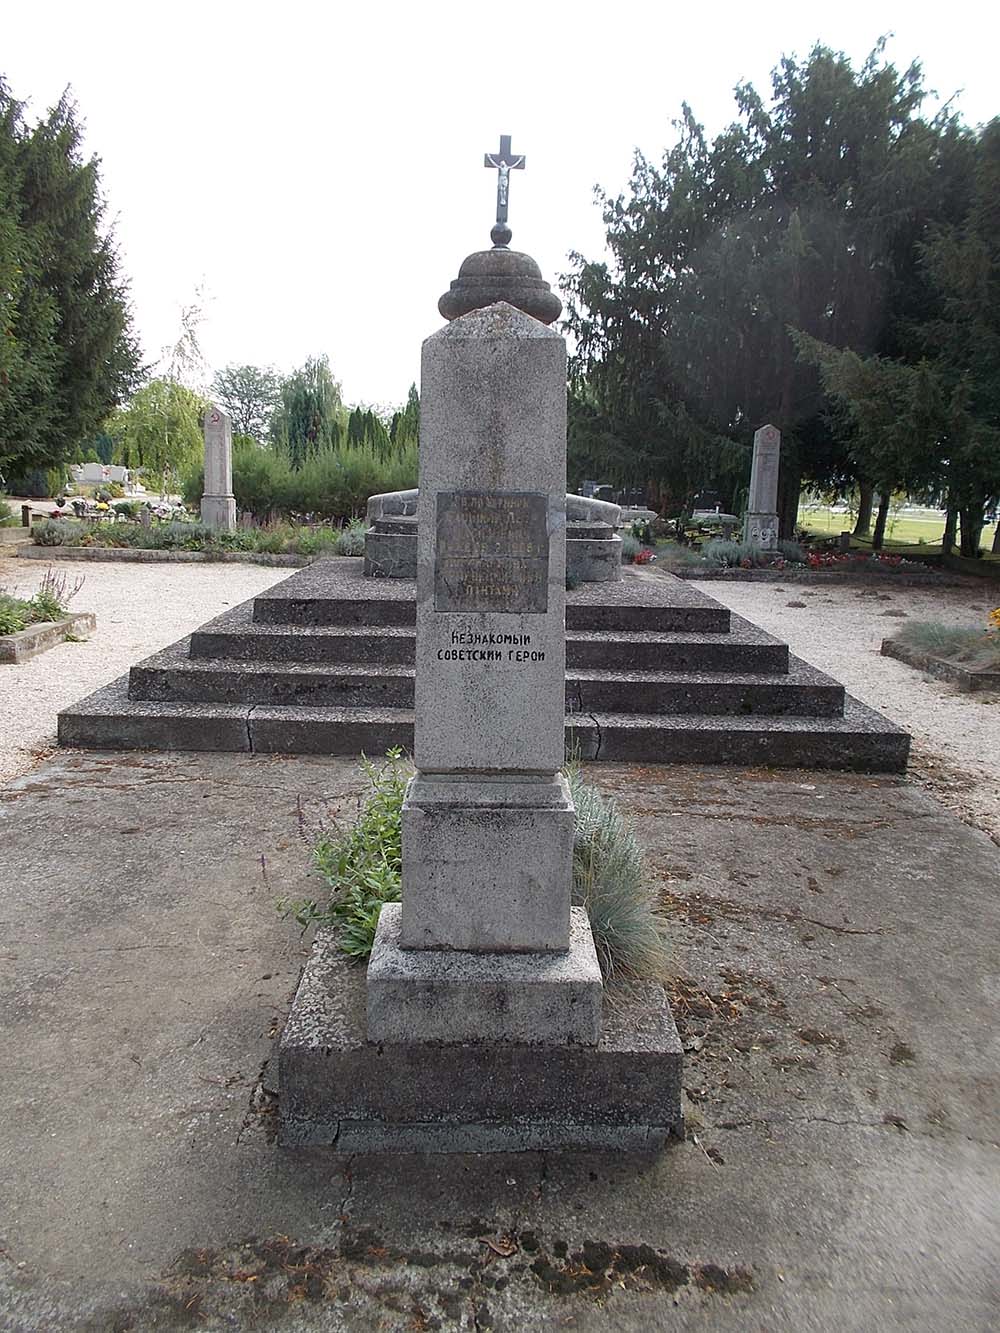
(434, 490, 549, 613)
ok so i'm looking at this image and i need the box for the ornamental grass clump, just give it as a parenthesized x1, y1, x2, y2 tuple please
(284, 752, 670, 982)
(565, 765, 670, 982)
(895, 616, 1000, 671)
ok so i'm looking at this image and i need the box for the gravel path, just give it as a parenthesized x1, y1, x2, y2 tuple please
(691, 575, 1000, 844)
(0, 552, 288, 783)
(3, 551, 998, 842)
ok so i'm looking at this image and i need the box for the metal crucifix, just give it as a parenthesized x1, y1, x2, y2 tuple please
(484, 134, 525, 246)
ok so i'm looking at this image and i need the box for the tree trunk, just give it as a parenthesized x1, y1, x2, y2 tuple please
(871, 494, 891, 551)
(777, 465, 801, 541)
(853, 482, 873, 538)
(942, 505, 957, 555)
(992, 518, 1000, 554)
(959, 506, 984, 559)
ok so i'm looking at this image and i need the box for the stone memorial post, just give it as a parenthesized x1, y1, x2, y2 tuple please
(366, 302, 604, 1044)
(200, 406, 236, 531)
(743, 422, 781, 550)
(278, 137, 683, 1152)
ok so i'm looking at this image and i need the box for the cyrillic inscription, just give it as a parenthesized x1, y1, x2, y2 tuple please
(434, 490, 549, 613)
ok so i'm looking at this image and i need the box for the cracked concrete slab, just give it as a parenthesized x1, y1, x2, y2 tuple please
(0, 750, 997, 1330)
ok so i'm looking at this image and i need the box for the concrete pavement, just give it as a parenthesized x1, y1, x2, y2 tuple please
(0, 751, 997, 1330)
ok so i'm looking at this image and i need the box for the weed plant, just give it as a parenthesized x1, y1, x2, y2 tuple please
(0, 567, 84, 634)
(0, 498, 18, 527)
(281, 752, 671, 982)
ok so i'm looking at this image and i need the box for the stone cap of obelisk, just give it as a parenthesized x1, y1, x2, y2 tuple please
(438, 133, 562, 326)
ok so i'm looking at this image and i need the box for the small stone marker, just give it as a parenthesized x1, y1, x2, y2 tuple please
(743, 423, 781, 551)
(200, 406, 236, 532)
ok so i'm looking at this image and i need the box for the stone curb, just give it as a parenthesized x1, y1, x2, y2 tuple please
(0, 611, 96, 664)
(880, 636, 1000, 692)
(668, 565, 958, 586)
(17, 545, 315, 568)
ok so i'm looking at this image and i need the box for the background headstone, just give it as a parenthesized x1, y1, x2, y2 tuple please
(200, 406, 236, 532)
(743, 423, 781, 550)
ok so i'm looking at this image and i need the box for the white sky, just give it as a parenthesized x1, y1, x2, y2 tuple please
(4, 1, 997, 410)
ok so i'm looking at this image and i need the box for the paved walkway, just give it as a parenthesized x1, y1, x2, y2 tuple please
(1, 751, 996, 1330)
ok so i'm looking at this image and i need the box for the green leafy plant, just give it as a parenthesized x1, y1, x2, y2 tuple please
(0, 499, 19, 528)
(0, 595, 29, 635)
(282, 752, 670, 981)
(279, 749, 408, 958)
(28, 568, 85, 623)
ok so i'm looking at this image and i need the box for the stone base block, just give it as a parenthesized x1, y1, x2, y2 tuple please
(400, 774, 574, 952)
(200, 494, 236, 531)
(368, 904, 602, 1045)
(364, 529, 416, 578)
(742, 512, 779, 550)
(568, 534, 622, 583)
(279, 925, 683, 1152)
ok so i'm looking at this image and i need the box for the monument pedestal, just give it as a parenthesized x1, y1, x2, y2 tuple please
(200, 494, 236, 529)
(280, 928, 683, 1152)
(400, 773, 574, 953)
(278, 244, 684, 1152)
(368, 904, 602, 1045)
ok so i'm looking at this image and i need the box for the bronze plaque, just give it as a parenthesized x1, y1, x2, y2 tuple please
(434, 490, 549, 614)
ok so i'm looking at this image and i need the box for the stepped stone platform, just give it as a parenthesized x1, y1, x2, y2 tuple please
(58, 558, 910, 771)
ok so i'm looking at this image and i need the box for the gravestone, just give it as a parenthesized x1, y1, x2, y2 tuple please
(200, 406, 236, 532)
(743, 422, 781, 551)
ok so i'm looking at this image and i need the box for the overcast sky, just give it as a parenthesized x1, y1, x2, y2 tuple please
(4, 1, 997, 410)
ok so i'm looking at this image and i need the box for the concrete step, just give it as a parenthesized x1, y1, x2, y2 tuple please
(59, 677, 908, 771)
(251, 559, 731, 634)
(566, 697, 910, 772)
(132, 641, 833, 716)
(191, 605, 785, 672)
(191, 606, 416, 664)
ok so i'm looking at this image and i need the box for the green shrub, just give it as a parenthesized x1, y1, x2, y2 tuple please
(334, 519, 367, 556)
(281, 753, 671, 981)
(183, 438, 418, 523)
(702, 538, 781, 568)
(33, 519, 83, 546)
(778, 540, 806, 563)
(111, 500, 141, 519)
(0, 499, 18, 528)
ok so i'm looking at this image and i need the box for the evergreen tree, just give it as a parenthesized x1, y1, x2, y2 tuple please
(562, 42, 974, 531)
(0, 80, 141, 478)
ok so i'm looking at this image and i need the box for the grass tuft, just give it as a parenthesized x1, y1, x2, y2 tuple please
(281, 753, 671, 982)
